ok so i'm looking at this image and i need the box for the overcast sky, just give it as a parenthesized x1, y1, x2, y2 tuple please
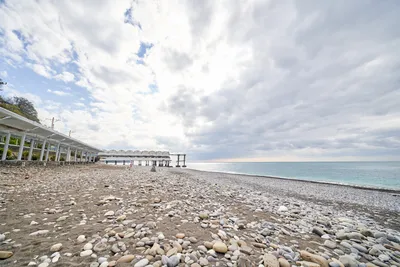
(0, 0, 399, 161)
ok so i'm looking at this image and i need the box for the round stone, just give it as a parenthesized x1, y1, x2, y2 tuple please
(77, 235, 86, 243)
(80, 250, 93, 257)
(84, 243, 93, 250)
(213, 241, 228, 253)
(50, 243, 62, 252)
(176, 233, 185, 239)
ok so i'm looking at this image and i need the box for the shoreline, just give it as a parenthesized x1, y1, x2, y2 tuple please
(185, 168, 400, 194)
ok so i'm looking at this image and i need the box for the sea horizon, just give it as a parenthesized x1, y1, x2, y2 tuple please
(187, 161, 400, 190)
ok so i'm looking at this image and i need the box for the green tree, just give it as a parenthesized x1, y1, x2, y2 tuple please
(9, 97, 40, 123)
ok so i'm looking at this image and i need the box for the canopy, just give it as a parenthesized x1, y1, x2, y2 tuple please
(0, 107, 102, 153)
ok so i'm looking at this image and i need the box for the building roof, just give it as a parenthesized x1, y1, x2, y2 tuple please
(0, 107, 102, 153)
(98, 150, 170, 157)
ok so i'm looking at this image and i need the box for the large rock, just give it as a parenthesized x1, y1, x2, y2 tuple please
(213, 241, 228, 253)
(263, 253, 279, 267)
(0, 251, 13, 259)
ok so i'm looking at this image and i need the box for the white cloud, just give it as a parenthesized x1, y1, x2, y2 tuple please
(27, 63, 53, 78)
(0, 1, 399, 160)
(54, 71, 75, 82)
(47, 89, 71, 96)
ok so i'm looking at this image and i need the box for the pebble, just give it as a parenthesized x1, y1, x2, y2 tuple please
(263, 253, 279, 267)
(278, 206, 288, 212)
(278, 258, 290, 267)
(324, 240, 336, 249)
(339, 255, 359, 267)
(199, 257, 209, 266)
(50, 243, 62, 252)
(135, 258, 149, 267)
(353, 244, 368, 253)
(29, 230, 49, 236)
(176, 233, 185, 239)
(38, 263, 49, 267)
(167, 255, 180, 267)
(84, 243, 93, 250)
(240, 246, 253, 255)
(104, 211, 114, 217)
(312, 227, 326, 237)
(80, 250, 93, 257)
(77, 235, 86, 243)
(378, 254, 390, 262)
(329, 262, 341, 267)
(117, 255, 135, 263)
(213, 241, 228, 253)
(166, 247, 178, 257)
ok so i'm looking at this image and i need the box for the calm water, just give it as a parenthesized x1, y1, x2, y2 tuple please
(188, 162, 400, 190)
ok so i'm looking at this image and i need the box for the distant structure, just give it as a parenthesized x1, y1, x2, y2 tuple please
(98, 150, 187, 167)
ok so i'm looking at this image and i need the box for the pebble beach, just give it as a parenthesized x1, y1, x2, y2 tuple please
(0, 164, 399, 267)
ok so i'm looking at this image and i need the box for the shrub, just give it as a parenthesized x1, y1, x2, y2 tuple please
(31, 154, 39, 161)
(0, 148, 12, 159)
(22, 150, 29, 160)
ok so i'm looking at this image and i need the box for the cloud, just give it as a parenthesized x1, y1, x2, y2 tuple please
(0, 0, 399, 161)
(47, 89, 71, 96)
(54, 71, 75, 82)
(26, 64, 54, 78)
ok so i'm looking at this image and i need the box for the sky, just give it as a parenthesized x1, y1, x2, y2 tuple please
(0, 0, 399, 162)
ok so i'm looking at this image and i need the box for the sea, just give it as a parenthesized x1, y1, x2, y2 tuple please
(187, 162, 400, 190)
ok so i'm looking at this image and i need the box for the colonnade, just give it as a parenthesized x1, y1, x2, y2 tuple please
(0, 131, 97, 163)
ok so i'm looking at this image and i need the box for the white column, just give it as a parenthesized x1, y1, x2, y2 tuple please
(28, 138, 35, 160)
(1, 132, 11, 161)
(45, 143, 50, 161)
(40, 139, 46, 161)
(55, 143, 60, 161)
(74, 149, 77, 162)
(17, 133, 27, 160)
(66, 147, 71, 162)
